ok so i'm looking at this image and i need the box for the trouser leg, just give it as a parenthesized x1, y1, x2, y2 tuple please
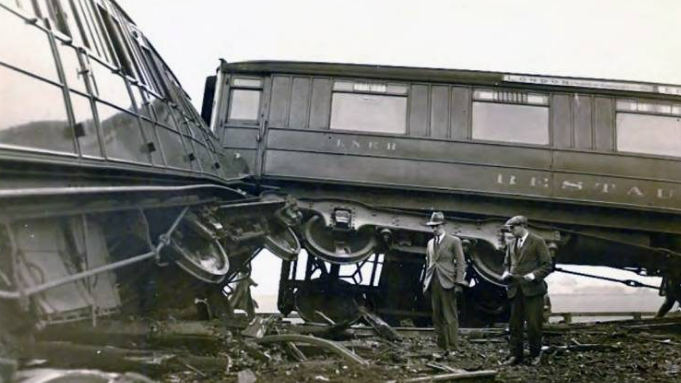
(525, 294, 544, 357)
(656, 297, 675, 318)
(438, 281, 459, 350)
(508, 293, 525, 358)
(431, 279, 445, 348)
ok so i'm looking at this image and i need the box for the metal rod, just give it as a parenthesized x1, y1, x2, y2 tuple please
(554, 267, 659, 289)
(0, 206, 190, 300)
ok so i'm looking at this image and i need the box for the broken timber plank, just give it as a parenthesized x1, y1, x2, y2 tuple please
(254, 334, 369, 366)
(385, 370, 497, 383)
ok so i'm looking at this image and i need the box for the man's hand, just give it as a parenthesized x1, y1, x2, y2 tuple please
(523, 273, 535, 282)
(454, 285, 463, 295)
(501, 270, 512, 282)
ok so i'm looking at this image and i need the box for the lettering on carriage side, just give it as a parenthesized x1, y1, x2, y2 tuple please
(627, 186, 645, 197)
(594, 183, 616, 194)
(496, 172, 678, 204)
(335, 137, 397, 152)
(496, 173, 517, 186)
(657, 188, 674, 199)
(530, 176, 550, 188)
(561, 180, 583, 191)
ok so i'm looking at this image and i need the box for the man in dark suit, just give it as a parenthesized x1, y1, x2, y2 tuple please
(501, 215, 553, 366)
(423, 212, 467, 352)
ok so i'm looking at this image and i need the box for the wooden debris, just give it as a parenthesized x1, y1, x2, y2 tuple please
(242, 317, 270, 338)
(284, 342, 307, 362)
(358, 306, 402, 342)
(255, 334, 369, 365)
(385, 369, 497, 382)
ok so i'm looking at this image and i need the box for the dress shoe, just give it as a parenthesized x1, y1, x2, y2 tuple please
(502, 356, 523, 366)
(530, 352, 543, 366)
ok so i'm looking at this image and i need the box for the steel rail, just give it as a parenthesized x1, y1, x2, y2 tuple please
(0, 206, 190, 300)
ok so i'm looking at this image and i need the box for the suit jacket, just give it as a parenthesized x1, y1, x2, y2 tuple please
(503, 231, 553, 298)
(423, 233, 466, 292)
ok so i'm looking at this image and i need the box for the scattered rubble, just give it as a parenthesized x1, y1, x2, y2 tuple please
(7, 314, 681, 382)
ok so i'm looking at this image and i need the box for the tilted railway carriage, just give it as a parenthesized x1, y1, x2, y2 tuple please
(204, 60, 681, 324)
(0, 0, 299, 362)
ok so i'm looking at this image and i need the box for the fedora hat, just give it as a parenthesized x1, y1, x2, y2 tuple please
(426, 211, 446, 226)
(503, 215, 528, 228)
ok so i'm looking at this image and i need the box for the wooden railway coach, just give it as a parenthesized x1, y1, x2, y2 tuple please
(205, 60, 681, 324)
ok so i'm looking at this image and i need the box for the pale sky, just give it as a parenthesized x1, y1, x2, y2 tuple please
(118, 0, 681, 110)
(115, 0, 674, 300)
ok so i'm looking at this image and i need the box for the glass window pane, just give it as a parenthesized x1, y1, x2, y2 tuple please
(156, 125, 188, 169)
(70, 92, 101, 157)
(96, 102, 148, 163)
(472, 102, 549, 145)
(0, 7, 59, 81)
(90, 59, 132, 111)
(617, 113, 681, 157)
(330, 93, 407, 134)
(0, 65, 75, 153)
(151, 97, 177, 129)
(233, 77, 262, 87)
(228, 89, 261, 122)
(57, 42, 88, 93)
(140, 118, 162, 165)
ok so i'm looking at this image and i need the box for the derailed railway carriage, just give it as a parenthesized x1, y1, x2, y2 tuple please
(204, 60, 681, 325)
(0, 0, 299, 367)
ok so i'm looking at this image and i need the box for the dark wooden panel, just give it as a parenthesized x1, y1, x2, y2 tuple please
(222, 127, 259, 149)
(290, 77, 311, 128)
(409, 85, 428, 137)
(594, 97, 614, 151)
(269, 76, 291, 127)
(450, 87, 470, 140)
(310, 78, 332, 130)
(573, 94, 593, 149)
(430, 86, 449, 138)
(221, 148, 257, 175)
(552, 94, 572, 149)
(553, 151, 681, 180)
(264, 150, 681, 212)
(266, 129, 551, 169)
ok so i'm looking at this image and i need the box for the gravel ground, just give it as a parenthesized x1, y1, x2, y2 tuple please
(161, 316, 681, 383)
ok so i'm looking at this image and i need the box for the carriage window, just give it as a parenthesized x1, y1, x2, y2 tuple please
(227, 77, 262, 124)
(616, 100, 681, 157)
(472, 89, 549, 145)
(0, 65, 75, 154)
(0, 7, 59, 81)
(228, 89, 261, 122)
(330, 93, 407, 134)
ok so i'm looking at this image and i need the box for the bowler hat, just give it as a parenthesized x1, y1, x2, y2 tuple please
(426, 211, 446, 226)
(504, 215, 528, 228)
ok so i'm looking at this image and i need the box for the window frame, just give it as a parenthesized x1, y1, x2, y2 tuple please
(328, 79, 409, 135)
(226, 76, 264, 125)
(470, 87, 551, 146)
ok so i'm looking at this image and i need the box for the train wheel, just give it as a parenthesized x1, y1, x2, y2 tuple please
(168, 214, 230, 284)
(264, 219, 301, 261)
(303, 215, 376, 264)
